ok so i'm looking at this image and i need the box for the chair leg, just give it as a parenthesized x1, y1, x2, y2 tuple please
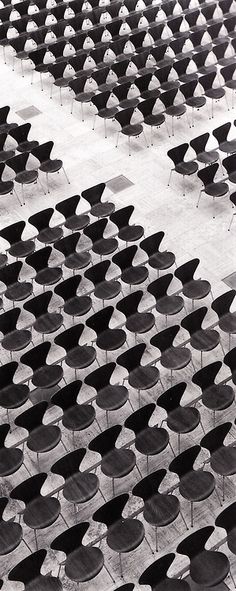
(190, 502, 194, 527)
(22, 538, 32, 552)
(46, 173, 50, 194)
(70, 99, 74, 115)
(21, 59, 24, 78)
(92, 114, 96, 131)
(59, 87, 62, 107)
(145, 534, 154, 555)
(167, 169, 173, 187)
(34, 529, 38, 550)
(196, 189, 202, 208)
(103, 563, 115, 584)
(180, 510, 189, 530)
(81, 102, 84, 122)
(60, 512, 69, 527)
(50, 83, 53, 99)
(119, 553, 123, 579)
(104, 118, 107, 138)
(142, 129, 149, 148)
(164, 118, 170, 138)
(128, 135, 131, 156)
(62, 166, 70, 184)
(13, 186, 22, 206)
(37, 178, 47, 196)
(40, 72, 43, 92)
(115, 131, 120, 148)
(228, 212, 235, 231)
(21, 184, 25, 206)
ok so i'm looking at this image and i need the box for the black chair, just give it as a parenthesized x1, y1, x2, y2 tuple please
(169, 445, 216, 526)
(221, 63, 236, 108)
(15, 401, 62, 468)
(116, 290, 155, 340)
(47, 61, 72, 106)
(10, 473, 63, 549)
(51, 380, 97, 442)
(28, 208, 63, 244)
(177, 526, 230, 587)
(115, 107, 149, 156)
(112, 245, 149, 287)
(148, 274, 184, 322)
(0, 220, 35, 259)
(21, 341, 63, 389)
(23, 290, 63, 338)
(140, 232, 175, 276)
(117, 343, 161, 405)
(91, 90, 119, 138)
(192, 361, 234, 426)
(0, 162, 20, 205)
(86, 306, 126, 362)
(133, 470, 187, 551)
(137, 97, 167, 145)
(54, 231, 91, 270)
(181, 306, 221, 366)
(9, 123, 39, 153)
(190, 133, 219, 165)
(215, 502, 236, 555)
(213, 122, 236, 155)
(85, 362, 130, 426)
(31, 141, 70, 193)
(200, 71, 228, 118)
(154, 65, 179, 93)
(8, 549, 63, 591)
(89, 425, 137, 496)
(0, 423, 24, 477)
(0, 307, 31, 357)
(151, 326, 192, 386)
(55, 194, 90, 231)
(110, 205, 144, 244)
(0, 496, 30, 556)
(84, 259, 121, 305)
(223, 154, 236, 187)
(81, 182, 115, 218)
(139, 553, 190, 591)
(26, 246, 63, 288)
(180, 80, 207, 128)
(69, 75, 96, 120)
(29, 47, 49, 90)
(54, 274, 92, 320)
(174, 258, 212, 307)
(7, 152, 45, 205)
(211, 289, 236, 348)
(167, 143, 198, 196)
(55, 324, 96, 375)
(157, 382, 201, 453)
(200, 422, 236, 501)
(93, 494, 146, 578)
(0, 260, 33, 304)
(0, 132, 15, 162)
(125, 404, 171, 473)
(160, 88, 187, 137)
(113, 82, 140, 111)
(0, 361, 29, 423)
(83, 217, 118, 257)
(197, 163, 229, 214)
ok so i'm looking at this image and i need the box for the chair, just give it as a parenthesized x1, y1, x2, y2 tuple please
(28, 208, 63, 244)
(135, 73, 160, 100)
(133, 470, 186, 551)
(197, 163, 229, 213)
(148, 274, 184, 322)
(8, 549, 63, 591)
(140, 232, 175, 276)
(213, 122, 236, 154)
(55, 194, 90, 231)
(54, 232, 91, 270)
(0, 132, 15, 162)
(91, 90, 119, 138)
(50, 522, 112, 584)
(0, 423, 24, 477)
(81, 182, 115, 218)
(0, 496, 29, 556)
(125, 404, 171, 473)
(69, 75, 96, 120)
(160, 88, 187, 137)
(31, 141, 70, 193)
(89, 425, 137, 496)
(26, 246, 63, 288)
(86, 306, 126, 362)
(7, 152, 45, 205)
(192, 361, 234, 426)
(151, 326, 192, 385)
(51, 380, 96, 441)
(167, 143, 198, 196)
(139, 553, 190, 591)
(115, 107, 149, 156)
(169, 446, 216, 526)
(85, 362, 130, 426)
(200, 71, 228, 118)
(0, 220, 35, 258)
(221, 63, 236, 108)
(190, 133, 219, 165)
(93, 494, 146, 578)
(117, 343, 161, 405)
(47, 61, 72, 106)
(10, 474, 63, 550)
(110, 205, 144, 243)
(0, 361, 29, 418)
(14, 401, 62, 467)
(117, 290, 155, 340)
(215, 501, 236, 555)
(29, 47, 49, 91)
(112, 245, 149, 287)
(177, 526, 230, 587)
(9, 123, 39, 153)
(200, 422, 236, 501)
(181, 306, 221, 366)
(174, 258, 212, 307)
(0, 260, 33, 303)
(54, 275, 92, 320)
(224, 345, 236, 384)
(20, 341, 64, 389)
(54, 324, 96, 374)
(23, 290, 63, 339)
(0, 106, 17, 133)
(137, 98, 167, 145)
(0, 307, 31, 356)
(0, 162, 20, 205)
(83, 218, 118, 257)
(211, 289, 236, 348)
(113, 82, 140, 111)
(84, 259, 121, 305)
(181, 78, 207, 128)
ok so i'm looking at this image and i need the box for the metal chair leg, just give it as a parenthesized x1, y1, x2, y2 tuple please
(167, 169, 173, 187)
(228, 212, 235, 231)
(196, 189, 202, 208)
(62, 166, 70, 184)
(13, 186, 22, 206)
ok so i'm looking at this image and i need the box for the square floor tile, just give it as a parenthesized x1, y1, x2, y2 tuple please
(106, 174, 134, 194)
(222, 271, 236, 289)
(16, 105, 42, 120)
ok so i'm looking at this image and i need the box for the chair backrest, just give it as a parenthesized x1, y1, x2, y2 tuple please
(54, 324, 84, 352)
(215, 501, 236, 533)
(224, 346, 236, 374)
(117, 343, 146, 373)
(139, 554, 176, 589)
(167, 143, 189, 167)
(51, 380, 82, 411)
(84, 260, 110, 286)
(112, 245, 138, 271)
(192, 361, 222, 392)
(86, 306, 114, 336)
(180, 79, 198, 101)
(116, 290, 143, 319)
(31, 141, 54, 164)
(0, 260, 23, 287)
(54, 275, 82, 302)
(81, 182, 106, 207)
(20, 341, 51, 372)
(132, 469, 167, 501)
(55, 194, 81, 220)
(211, 290, 236, 319)
(10, 473, 47, 504)
(125, 403, 156, 435)
(200, 422, 232, 453)
(23, 291, 52, 319)
(9, 123, 31, 145)
(51, 448, 87, 479)
(151, 325, 180, 352)
(14, 401, 48, 433)
(89, 424, 122, 456)
(221, 63, 236, 84)
(28, 208, 54, 233)
(140, 232, 165, 256)
(174, 258, 199, 285)
(8, 550, 47, 585)
(0, 132, 7, 152)
(213, 122, 231, 145)
(0, 496, 9, 521)
(199, 71, 217, 91)
(0, 307, 21, 335)
(160, 88, 178, 110)
(0, 424, 11, 449)
(85, 362, 116, 393)
(190, 133, 210, 156)
(0, 361, 19, 390)
(148, 274, 173, 301)
(93, 493, 129, 528)
(83, 218, 107, 243)
(115, 107, 136, 129)
(91, 90, 111, 111)
(223, 154, 236, 175)
(0, 220, 26, 247)
(0, 106, 10, 126)
(110, 205, 135, 230)
(7, 152, 29, 174)
(26, 246, 52, 273)
(157, 382, 187, 413)
(177, 526, 215, 559)
(51, 522, 89, 555)
(54, 232, 80, 257)
(181, 306, 208, 335)
(197, 162, 219, 187)
(169, 445, 201, 478)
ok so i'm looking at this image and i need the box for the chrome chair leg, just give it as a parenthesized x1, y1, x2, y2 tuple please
(62, 166, 70, 184)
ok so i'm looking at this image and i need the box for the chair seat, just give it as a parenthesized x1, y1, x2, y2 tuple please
(17, 140, 39, 153)
(144, 492, 180, 526)
(37, 227, 63, 244)
(9, 239, 35, 258)
(0, 180, 14, 195)
(161, 347, 191, 371)
(182, 279, 211, 300)
(64, 213, 90, 231)
(190, 550, 229, 587)
(101, 448, 136, 479)
(75, 91, 95, 103)
(65, 546, 104, 582)
(210, 447, 236, 476)
(5, 281, 33, 302)
(179, 470, 215, 501)
(65, 345, 96, 369)
(166, 105, 186, 117)
(219, 140, 236, 153)
(119, 98, 140, 110)
(27, 425, 61, 453)
(179, 73, 198, 83)
(190, 329, 220, 352)
(15, 170, 38, 184)
(175, 161, 198, 176)
(144, 113, 165, 127)
(226, 80, 236, 89)
(202, 384, 234, 411)
(27, 575, 63, 591)
(0, 447, 23, 476)
(0, 149, 15, 162)
(129, 365, 160, 390)
(107, 518, 144, 553)
(64, 295, 92, 317)
(0, 383, 29, 409)
(98, 106, 119, 119)
(141, 88, 161, 100)
(227, 528, 236, 555)
(2, 329, 31, 352)
(205, 88, 225, 100)
(90, 201, 115, 218)
(54, 78, 70, 88)
(34, 312, 63, 335)
(156, 295, 184, 316)
(92, 237, 118, 256)
(118, 225, 144, 242)
(62, 404, 95, 431)
(39, 159, 62, 174)
(219, 312, 236, 334)
(186, 96, 206, 109)
(228, 172, 236, 184)
(121, 265, 148, 285)
(136, 426, 169, 456)
(167, 407, 200, 434)
(32, 364, 63, 388)
(97, 384, 128, 410)
(204, 181, 228, 197)
(121, 123, 143, 136)
(126, 312, 155, 334)
(196, 150, 218, 164)
(94, 280, 121, 300)
(96, 328, 126, 351)
(149, 251, 175, 270)
(161, 80, 180, 92)
(24, 496, 60, 529)
(64, 251, 91, 269)
(0, 521, 22, 555)
(156, 580, 189, 591)
(63, 472, 99, 504)
(35, 267, 62, 286)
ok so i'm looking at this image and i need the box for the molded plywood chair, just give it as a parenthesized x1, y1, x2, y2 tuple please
(139, 553, 190, 591)
(192, 361, 234, 426)
(9, 123, 39, 153)
(55, 194, 90, 231)
(0, 307, 31, 356)
(0, 423, 24, 477)
(85, 260, 121, 305)
(0, 220, 35, 258)
(83, 218, 118, 257)
(54, 324, 96, 374)
(140, 232, 175, 276)
(150, 326, 192, 386)
(215, 502, 236, 555)
(157, 382, 201, 453)
(51, 380, 97, 441)
(148, 274, 184, 322)
(85, 362, 130, 426)
(0, 260, 33, 303)
(86, 306, 126, 361)
(181, 307, 221, 366)
(200, 422, 236, 500)
(23, 291, 63, 338)
(7, 152, 45, 205)
(190, 133, 219, 165)
(116, 290, 155, 340)
(125, 404, 171, 473)
(110, 205, 144, 244)
(26, 246, 63, 288)
(197, 163, 229, 214)
(117, 343, 161, 405)
(167, 143, 198, 196)
(54, 275, 92, 320)
(81, 182, 115, 218)
(0, 496, 29, 556)
(8, 550, 63, 591)
(174, 258, 212, 308)
(0, 361, 29, 416)
(115, 107, 149, 156)
(31, 141, 70, 193)
(211, 290, 236, 348)
(14, 401, 62, 467)
(20, 341, 64, 389)
(112, 245, 149, 287)
(28, 208, 63, 244)
(54, 232, 91, 270)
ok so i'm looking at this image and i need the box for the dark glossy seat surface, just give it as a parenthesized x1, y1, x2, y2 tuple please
(101, 448, 136, 479)
(23, 497, 60, 529)
(0, 520, 22, 555)
(62, 404, 95, 431)
(2, 329, 31, 352)
(65, 546, 104, 582)
(27, 425, 61, 453)
(63, 472, 99, 504)
(0, 447, 23, 476)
